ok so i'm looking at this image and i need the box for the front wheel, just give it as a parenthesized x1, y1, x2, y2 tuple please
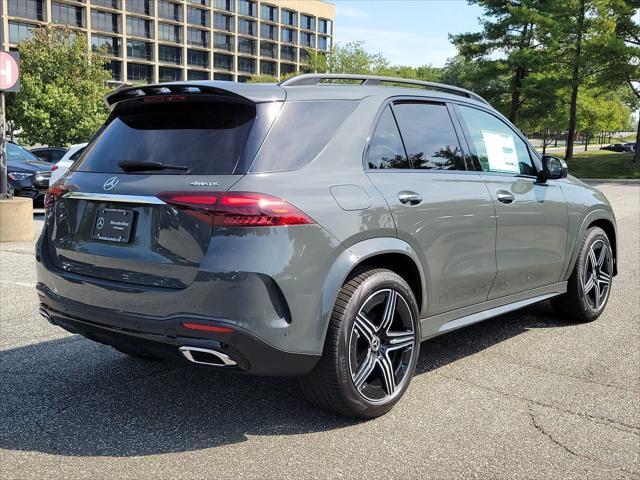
(300, 269, 420, 418)
(551, 226, 614, 323)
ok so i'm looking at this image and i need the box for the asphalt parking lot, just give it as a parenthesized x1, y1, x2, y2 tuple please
(0, 183, 638, 480)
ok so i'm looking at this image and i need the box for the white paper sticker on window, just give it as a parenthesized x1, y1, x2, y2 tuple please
(481, 130, 520, 173)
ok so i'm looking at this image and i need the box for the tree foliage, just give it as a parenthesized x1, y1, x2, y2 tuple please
(8, 25, 111, 146)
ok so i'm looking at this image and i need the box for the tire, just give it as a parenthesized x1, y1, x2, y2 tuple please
(112, 344, 164, 361)
(300, 268, 420, 418)
(551, 227, 614, 323)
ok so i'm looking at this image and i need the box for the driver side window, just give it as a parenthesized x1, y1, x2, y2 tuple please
(458, 105, 534, 176)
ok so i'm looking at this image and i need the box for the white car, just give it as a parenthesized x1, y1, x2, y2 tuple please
(50, 143, 88, 185)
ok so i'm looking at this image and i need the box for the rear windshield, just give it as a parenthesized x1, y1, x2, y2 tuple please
(73, 101, 256, 175)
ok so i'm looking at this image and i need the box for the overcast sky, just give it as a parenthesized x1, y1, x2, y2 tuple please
(332, 0, 485, 67)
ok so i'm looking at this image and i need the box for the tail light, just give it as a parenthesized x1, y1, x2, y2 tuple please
(51, 165, 58, 171)
(44, 183, 67, 209)
(157, 191, 315, 227)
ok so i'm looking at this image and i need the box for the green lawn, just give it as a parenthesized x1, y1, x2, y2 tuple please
(562, 150, 639, 180)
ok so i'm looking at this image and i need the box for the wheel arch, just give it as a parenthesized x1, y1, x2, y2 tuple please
(588, 218, 617, 275)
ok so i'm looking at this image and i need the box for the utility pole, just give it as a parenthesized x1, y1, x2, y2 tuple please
(0, 50, 20, 199)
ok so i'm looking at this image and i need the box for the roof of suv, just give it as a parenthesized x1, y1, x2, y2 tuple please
(104, 74, 492, 110)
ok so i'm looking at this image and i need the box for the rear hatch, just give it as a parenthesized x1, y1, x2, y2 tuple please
(45, 84, 282, 288)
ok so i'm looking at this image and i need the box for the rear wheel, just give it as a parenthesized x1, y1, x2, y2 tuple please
(551, 227, 613, 323)
(300, 269, 420, 418)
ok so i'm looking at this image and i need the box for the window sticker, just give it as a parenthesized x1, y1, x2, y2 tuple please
(481, 130, 520, 173)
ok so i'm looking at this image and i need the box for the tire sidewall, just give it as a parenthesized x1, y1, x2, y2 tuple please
(335, 271, 421, 418)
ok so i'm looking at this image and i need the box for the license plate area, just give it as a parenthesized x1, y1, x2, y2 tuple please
(92, 207, 134, 243)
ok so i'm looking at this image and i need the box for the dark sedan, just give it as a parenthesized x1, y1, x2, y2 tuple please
(600, 143, 634, 153)
(30, 146, 68, 163)
(7, 142, 53, 206)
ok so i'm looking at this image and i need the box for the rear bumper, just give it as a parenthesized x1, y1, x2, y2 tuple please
(37, 290, 320, 376)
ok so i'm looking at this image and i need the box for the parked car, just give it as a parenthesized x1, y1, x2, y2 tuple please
(623, 142, 636, 152)
(37, 75, 618, 418)
(7, 142, 53, 205)
(49, 143, 88, 185)
(30, 146, 68, 164)
(600, 143, 634, 152)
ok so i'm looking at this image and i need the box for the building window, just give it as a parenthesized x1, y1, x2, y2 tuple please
(91, 10, 120, 33)
(260, 23, 276, 41)
(158, 1, 182, 21)
(7, 0, 45, 21)
(187, 49, 209, 68)
(8, 21, 35, 44)
(260, 4, 277, 22)
(127, 0, 153, 16)
(214, 53, 233, 71)
(186, 7, 209, 27)
(91, 0, 120, 9)
(106, 60, 122, 81)
(214, 0, 233, 12)
(301, 32, 315, 48)
(280, 45, 296, 62)
(260, 60, 276, 77)
(318, 36, 330, 51)
(281, 28, 296, 45)
(260, 41, 276, 59)
(318, 18, 331, 34)
(127, 62, 153, 83)
(158, 44, 182, 65)
(238, 57, 255, 74)
(300, 49, 310, 64)
(213, 33, 233, 52)
(280, 63, 296, 76)
(238, 37, 256, 56)
(188, 0, 209, 6)
(127, 39, 153, 60)
(214, 72, 233, 81)
(188, 70, 209, 80)
(126, 16, 152, 38)
(159, 66, 182, 82)
(214, 13, 234, 32)
(158, 22, 182, 43)
(187, 27, 210, 47)
(51, 1, 85, 27)
(238, 19, 256, 37)
(301, 14, 315, 31)
(281, 9, 296, 27)
(91, 34, 121, 57)
(237, 0, 255, 17)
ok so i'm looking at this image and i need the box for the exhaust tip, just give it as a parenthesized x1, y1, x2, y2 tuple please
(179, 346, 237, 367)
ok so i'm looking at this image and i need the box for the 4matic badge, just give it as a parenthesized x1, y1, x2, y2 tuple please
(189, 181, 221, 187)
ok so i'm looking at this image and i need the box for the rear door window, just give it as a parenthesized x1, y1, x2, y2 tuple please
(392, 102, 466, 171)
(73, 101, 256, 175)
(367, 106, 410, 169)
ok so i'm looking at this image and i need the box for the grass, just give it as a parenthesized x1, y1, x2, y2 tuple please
(562, 150, 639, 179)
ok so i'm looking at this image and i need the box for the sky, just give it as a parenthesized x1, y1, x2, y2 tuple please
(331, 0, 485, 67)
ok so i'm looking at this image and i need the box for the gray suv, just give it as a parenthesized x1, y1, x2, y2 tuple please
(37, 74, 617, 418)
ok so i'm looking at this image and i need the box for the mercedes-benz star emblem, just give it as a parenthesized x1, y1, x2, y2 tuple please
(103, 176, 119, 191)
(96, 217, 105, 229)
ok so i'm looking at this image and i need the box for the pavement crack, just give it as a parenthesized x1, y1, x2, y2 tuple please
(529, 411, 579, 457)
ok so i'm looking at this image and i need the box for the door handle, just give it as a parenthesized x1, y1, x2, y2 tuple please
(496, 190, 515, 204)
(398, 191, 423, 205)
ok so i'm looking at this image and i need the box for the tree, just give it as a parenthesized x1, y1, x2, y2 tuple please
(577, 88, 632, 150)
(8, 25, 111, 146)
(303, 41, 389, 75)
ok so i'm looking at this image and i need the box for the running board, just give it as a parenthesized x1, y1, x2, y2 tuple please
(420, 282, 567, 340)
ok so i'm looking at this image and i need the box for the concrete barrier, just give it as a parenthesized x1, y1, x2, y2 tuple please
(0, 197, 33, 242)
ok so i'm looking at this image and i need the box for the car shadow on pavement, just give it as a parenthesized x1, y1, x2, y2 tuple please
(0, 301, 574, 457)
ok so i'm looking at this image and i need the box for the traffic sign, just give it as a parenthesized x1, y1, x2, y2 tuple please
(0, 51, 20, 92)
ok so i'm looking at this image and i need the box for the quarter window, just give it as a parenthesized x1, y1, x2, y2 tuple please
(457, 105, 534, 176)
(392, 103, 466, 171)
(367, 106, 409, 170)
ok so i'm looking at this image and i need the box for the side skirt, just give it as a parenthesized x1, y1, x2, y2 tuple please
(420, 282, 567, 340)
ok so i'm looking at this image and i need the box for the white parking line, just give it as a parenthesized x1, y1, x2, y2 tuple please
(5, 281, 35, 287)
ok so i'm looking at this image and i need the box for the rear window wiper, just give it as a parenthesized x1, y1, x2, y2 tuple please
(118, 160, 189, 172)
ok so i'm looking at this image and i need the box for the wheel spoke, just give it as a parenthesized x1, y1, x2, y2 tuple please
(582, 275, 596, 295)
(378, 290, 397, 333)
(596, 245, 608, 268)
(354, 313, 376, 345)
(594, 281, 601, 309)
(353, 351, 376, 389)
(386, 331, 415, 352)
(588, 246, 598, 271)
(377, 354, 396, 396)
(597, 271, 611, 286)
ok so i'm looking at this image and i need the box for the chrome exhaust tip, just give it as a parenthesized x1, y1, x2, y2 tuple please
(179, 346, 238, 367)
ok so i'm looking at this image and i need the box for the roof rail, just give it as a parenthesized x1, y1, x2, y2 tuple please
(279, 73, 490, 105)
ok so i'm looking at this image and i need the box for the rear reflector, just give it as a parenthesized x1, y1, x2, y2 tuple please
(157, 191, 315, 227)
(44, 183, 68, 209)
(182, 322, 234, 333)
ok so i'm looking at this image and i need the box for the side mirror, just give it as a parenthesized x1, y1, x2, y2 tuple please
(539, 155, 568, 183)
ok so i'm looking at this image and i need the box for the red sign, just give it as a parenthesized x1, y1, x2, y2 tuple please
(0, 52, 20, 91)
